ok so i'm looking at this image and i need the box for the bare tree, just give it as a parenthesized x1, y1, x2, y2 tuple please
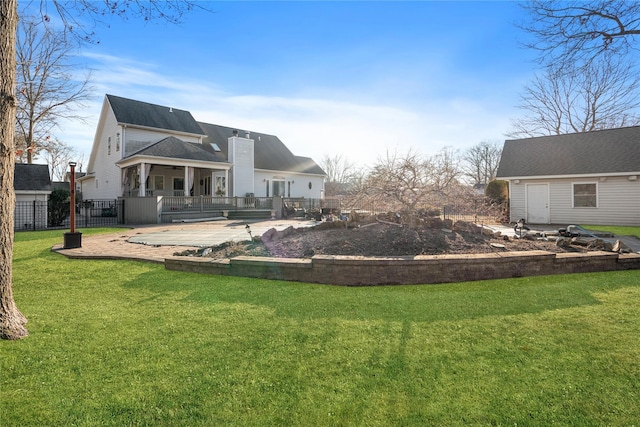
(321, 154, 357, 196)
(41, 138, 77, 182)
(1, 1, 203, 340)
(366, 148, 428, 212)
(521, 0, 640, 69)
(508, 56, 640, 137)
(462, 141, 503, 186)
(365, 147, 461, 213)
(16, 17, 92, 164)
(429, 147, 462, 197)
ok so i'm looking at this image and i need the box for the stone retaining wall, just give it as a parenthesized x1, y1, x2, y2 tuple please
(164, 251, 640, 286)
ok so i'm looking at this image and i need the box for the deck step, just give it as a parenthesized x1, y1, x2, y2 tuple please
(227, 210, 272, 220)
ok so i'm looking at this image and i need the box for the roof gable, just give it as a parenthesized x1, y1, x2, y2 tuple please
(106, 94, 205, 136)
(497, 126, 640, 178)
(126, 136, 225, 162)
(14, 163, 52, 192)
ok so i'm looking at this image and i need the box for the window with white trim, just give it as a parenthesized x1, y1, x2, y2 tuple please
(146, 175, 165, 191)
(573, 183, 597, 207)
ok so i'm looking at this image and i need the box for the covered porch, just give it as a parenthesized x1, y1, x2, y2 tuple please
(117, 157, 231, 199)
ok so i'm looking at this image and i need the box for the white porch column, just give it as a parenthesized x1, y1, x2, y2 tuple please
(184, 167, 190, 196)
(224, 169, 229, 196)
(139, 162, 146, 197)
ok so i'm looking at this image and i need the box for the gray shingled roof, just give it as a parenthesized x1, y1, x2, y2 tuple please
(106, 94, 325, 175)
(107, 94, 205, 136)
(126, 136, 226, 162)
(14, 163, 52, 192)
(198, 122, 326, 175)
(497, 126, 640, 178)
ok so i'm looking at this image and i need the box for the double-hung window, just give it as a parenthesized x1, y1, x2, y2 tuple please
(573, 183, 597, 208)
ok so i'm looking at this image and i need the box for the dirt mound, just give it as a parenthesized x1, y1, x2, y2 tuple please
(260, 221, 563, 258)
(177, 219, 569, 259)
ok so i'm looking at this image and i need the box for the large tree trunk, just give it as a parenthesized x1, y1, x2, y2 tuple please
(0, 0, 28, 340)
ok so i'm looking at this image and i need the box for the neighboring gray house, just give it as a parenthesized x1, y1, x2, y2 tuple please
(14, 163, 52, 230)
(496, 126, 640, 226)
(81, 94, 326, 202)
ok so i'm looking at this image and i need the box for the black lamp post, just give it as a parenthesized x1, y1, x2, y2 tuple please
(63, 161, 82, 249)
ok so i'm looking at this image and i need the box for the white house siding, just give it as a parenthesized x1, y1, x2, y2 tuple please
(254, 171, 325, 198)
(83, 108, 122, 200)
(85, 110, 204, 200)
(511, 177, 640, 226)
(508, 181, 527, 222)
(549, 177, 640, 226)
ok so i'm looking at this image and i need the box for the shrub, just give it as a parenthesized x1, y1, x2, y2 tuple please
(48, 188, 70, 227)
(485, 180, 508, 204)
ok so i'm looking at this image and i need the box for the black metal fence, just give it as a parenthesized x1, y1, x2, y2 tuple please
(442, 200, 507, 225)
(14, 199, 124, 232)
(14, 195, 506, 231)
(320, 196, 506, 225)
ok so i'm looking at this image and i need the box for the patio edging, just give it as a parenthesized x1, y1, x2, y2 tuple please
(164, 250, 640, 286)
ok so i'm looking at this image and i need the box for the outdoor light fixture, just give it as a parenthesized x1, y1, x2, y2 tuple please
(69, 162, 77, 233)
(63, 161, 82, 249)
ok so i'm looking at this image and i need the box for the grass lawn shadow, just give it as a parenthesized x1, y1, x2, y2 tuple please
(123, 267, 640, 324)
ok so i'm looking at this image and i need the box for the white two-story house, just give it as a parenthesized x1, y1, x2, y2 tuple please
(81, 94, 326, 204)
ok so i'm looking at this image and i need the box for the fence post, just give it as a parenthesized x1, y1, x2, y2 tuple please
(32, 200, 36, 231)
(85, 200, 89, 228)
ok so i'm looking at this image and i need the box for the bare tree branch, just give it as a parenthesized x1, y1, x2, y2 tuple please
(40, 138, 77, 181)
(520, 0, 640, 69)
(35, 0, 208, 43)
(320, 154, 357, 197)
(508, 55, 640, 137)
(364, 147, 462, 213)
(461, 141, 503, 186)
(15, 16, 93, 163)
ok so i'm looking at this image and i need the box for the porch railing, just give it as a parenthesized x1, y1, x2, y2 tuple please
(161, 195, 274, 213)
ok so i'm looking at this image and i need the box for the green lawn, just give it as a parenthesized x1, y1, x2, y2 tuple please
(2, 229, 640, 426)
(582, 224, 640, 238)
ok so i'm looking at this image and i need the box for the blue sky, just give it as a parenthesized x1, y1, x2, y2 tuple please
(30, 1, 539, 168)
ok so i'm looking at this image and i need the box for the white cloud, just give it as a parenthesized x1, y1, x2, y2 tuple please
(56, 54, 516, 169)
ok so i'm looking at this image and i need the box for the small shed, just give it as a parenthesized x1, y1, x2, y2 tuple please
(496, 126, 640, 226)
(14, 163, 53, 230)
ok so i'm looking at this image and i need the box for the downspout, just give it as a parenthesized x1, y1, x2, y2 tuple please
(121, 124, 127, 154)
